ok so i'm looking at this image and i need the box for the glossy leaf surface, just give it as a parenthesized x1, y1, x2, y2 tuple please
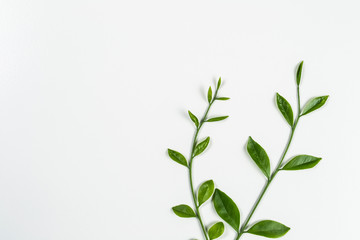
(301, 96, 329, 116)
(296, 61, 304, 85)
(276, 93, 293, 126)
(282, 155, 321, 170)
(172, 204, 196, 218)
(198, 180, 215, 206)
(212, 189, 240, 231)
(208, 87, 213, 103)
(188, 110, 199, 128)
(247, 137, 271, 179)
(193, 137, 210, 157)
(206, 116, 229, 122)
(208, 222, 225, 239)
(168, 149, 188, 167)
(247, 220, 290, 238)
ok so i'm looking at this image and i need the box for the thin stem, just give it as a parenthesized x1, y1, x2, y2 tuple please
(235, 87, 302, 240)
(188, 87, 219, 240)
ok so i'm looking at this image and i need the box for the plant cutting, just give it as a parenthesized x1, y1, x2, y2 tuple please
(168, 78, 229, 240)
(167, 61, 329, 240)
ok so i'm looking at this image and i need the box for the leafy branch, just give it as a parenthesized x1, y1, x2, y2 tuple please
(211, 61, 329, 239)
(168, 61, 328, 240)
(168, 78, 230, 240)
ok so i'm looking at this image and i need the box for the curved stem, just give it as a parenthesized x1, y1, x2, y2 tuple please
(235, 87, 302, 240)
(188, 87, 219, 240)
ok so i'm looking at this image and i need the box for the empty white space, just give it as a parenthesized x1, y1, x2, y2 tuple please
(0, 0, 359, 239)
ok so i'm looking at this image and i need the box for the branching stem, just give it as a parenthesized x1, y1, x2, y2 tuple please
(188, 86, 219, 240)
(235, 86, 302, 240)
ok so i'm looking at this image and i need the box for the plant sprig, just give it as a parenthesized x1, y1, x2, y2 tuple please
(168, 78, 230, 240)
(210, 61, 329, 240)
(168, 62, 328, 240)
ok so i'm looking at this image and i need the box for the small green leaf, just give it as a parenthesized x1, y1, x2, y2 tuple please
(172, 204, 196, 218)
(167, 149, 188, 167)
(276, 93, 293, 126)
(198, 180, 215, 206)
(247, 137, 271, 179)
(208, 222, 225, 239)
(296, 61, 304, 85)
(282, 155, 321, 170)
(216, 97, 230, 101)
(193, 137, 210, 157)
(301, 96, 329, 116)
(206, 116, 229, 122)
(212, 189, 240, 231)
(217, 77, 222, 90)
(188, 110, 199, 128)
(247, 220, 290, 238)
(208, 87, 213, 103)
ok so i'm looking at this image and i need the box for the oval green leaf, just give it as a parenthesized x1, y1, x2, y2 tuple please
(282, 155, 321, 170)
(301, 96, 329, 116)
(168, 149, 188, 167)
(208, 222, 225, 239)
(198, 180, 215, 206)
(247, 220, 290, 238)
(296, 61, 304, 85)
(247, 137, 271, 179)
(193, 137, 210, 157)
(208, 86, 213, 103)
(212, 189, 240, 231)
(188, 110, 199, 128)
(172, 204, 196, 218)
(276, 93, 293, 126)
(206, 116, 229, 122)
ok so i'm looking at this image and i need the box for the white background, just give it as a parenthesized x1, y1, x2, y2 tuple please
(0, 1, 359, 240)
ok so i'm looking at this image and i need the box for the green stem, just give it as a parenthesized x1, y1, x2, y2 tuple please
(235, 87, 302, 240)
(188, 87, 219, 240)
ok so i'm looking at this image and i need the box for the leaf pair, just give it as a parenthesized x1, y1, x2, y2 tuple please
(208, 77, 226, 103)
(167, 137, 211, 167)
(247, 137, 322, 177)
(276, 93, 329, 126)
(188, 110, 228, 127)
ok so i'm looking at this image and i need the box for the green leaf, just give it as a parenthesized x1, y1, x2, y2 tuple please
(247, 137, 271, 179)
(282, 155, 321, 170)
(212, 189, 240, 231)
(208, 222, 225, 239)
(193, 137, 210, 157)
(247, 220, 290, 238)
(276, 93, 293, 126)
(198, 180, 215, 206)
(217, 77, 222, 90)
(206, 116, 229, 122)
(296, 61, 304, 85)
(216, 97, 230, 101)
(188, 110, 199, 128)
(301, 96, 329, 116)
(208, 87, 213, 103)
(172, 204, 196, 218)
(167, 149, 188, 167)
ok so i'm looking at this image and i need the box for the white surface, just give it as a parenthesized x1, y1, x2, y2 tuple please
(0, 1, 359, 239)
